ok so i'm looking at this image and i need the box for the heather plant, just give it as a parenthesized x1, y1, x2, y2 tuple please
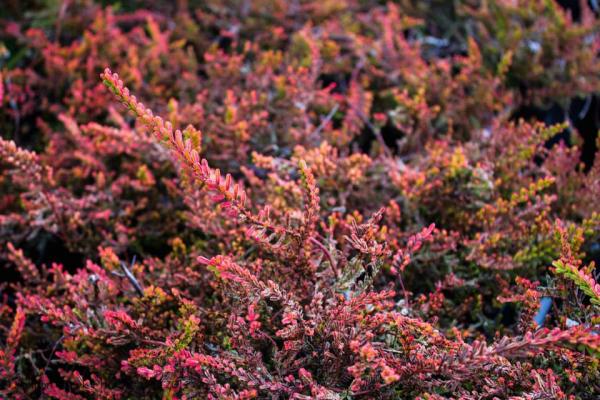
(1, 1, 600, 399)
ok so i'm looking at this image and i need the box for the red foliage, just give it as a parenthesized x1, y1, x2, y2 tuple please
(1, 1, 600, 398)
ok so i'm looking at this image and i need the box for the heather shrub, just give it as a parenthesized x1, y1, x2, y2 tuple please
(1, 1, 599, 399)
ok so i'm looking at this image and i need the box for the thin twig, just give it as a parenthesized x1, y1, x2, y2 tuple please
(41, 334, 65, 381)
(397, 272, 410, 309)
(140, 338, 167, 347)
(310, 103, 339, 138)
(349, 102, 393, 159)
(309, 237, 337, 275)
(120, 255, 144, 297)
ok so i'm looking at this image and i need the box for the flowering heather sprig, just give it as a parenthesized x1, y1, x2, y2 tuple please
(197, 255, 299, 309)
(492, 327, 600, 358)
(298, 159, 320, 236)
(0, 137, 42, 184)
(101, 68, 249, 218)
(392, 223, 436, 273)
(526, 369, 569, 400)
(345, 207, 388, 257)
(552, 219, 600, 307)
(6, 242, 40, 283)
(0, 307, 25, 377)
(197, 255, 260, 287)
(554, 259, 600, 306)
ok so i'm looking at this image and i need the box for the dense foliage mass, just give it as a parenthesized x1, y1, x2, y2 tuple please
(1, 0, 600, 398)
